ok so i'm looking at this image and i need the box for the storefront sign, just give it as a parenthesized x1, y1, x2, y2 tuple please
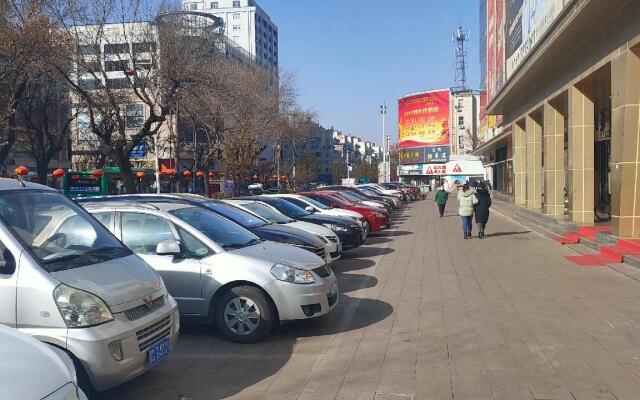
(398, 89, 450, 149)
(129, 141, 146, 159)
(399, 146, 451, 165)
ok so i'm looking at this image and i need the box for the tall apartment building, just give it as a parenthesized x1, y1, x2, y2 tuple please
(450, 91, 480, 155)
(182, 0, 278, 69)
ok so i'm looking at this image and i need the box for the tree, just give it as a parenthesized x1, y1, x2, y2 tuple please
(295, 153, 318, 188)
(16, 79, 77, 184)
(0, 0, 63, 166)
(49, 0, 222, 193)
(352, 161, 379, 183)
(331, 159, 345, 184)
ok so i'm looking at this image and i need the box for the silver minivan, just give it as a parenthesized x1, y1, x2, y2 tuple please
(0, 179, 179, 393)
(82, 200, 339, 343)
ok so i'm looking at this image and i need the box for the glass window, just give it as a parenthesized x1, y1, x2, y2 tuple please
(232, 25, 241, 31)
(210, 2, 218, 8)
(103, 43, 129, 55)
(242, 202, 292, 224)
(201, 202, 267, 228)
(125, 104, 144, 128)
(106, 78, 130, 90)
(132, 42, 155, 54)
(327, 194, 352, 206)
(300, 196, 330, 210)
(77, 45, 96, 56)
(307, 195, 333, 207)
(121, 212, 176, 254)
(104, 60, 129, 72)
(177, 227, 211, 258)
(189, 3, 198, 10)
(0, 191, 129, 272)
(259, 198, 311, 219)
(92, 212, 112, 229)
(281, 197, 316, 212)
(458, 116, 464, 127)
(0, 241, 13, 275)
(233, 0, 240, 7)
(233, 13, 240, 20)
(78, 79, 98, 91)
(169, 207, 259, 250)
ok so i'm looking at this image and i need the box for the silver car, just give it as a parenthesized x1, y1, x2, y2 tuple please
(82, 201, 339, 343)
(0, 179, 180, 393)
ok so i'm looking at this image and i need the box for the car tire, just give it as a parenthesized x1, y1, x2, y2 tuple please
(215, 285, 274, 343)
(363, 220, 371, 236)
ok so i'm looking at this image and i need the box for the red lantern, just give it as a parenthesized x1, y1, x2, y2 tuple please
(135, 171, 145, 180)
(183, 170, 192, 178)
(91, 169, 103, 179)
(15, 166, 29, 176)
(208, 172, 215, 179)
(52, 169, 65, 179)
(243, 176, 249, 182)
(272, 175, 278, 179)
(252, 175, 258, 180)
(166, 169, 177, 179)
(281, 175, 287, 180)
(196, 171, 205, 179)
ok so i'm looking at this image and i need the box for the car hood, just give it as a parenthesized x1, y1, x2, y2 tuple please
(254, 224, 324, 248)
(0, 325, 74, 399)
(360, 201, 386, 209)
(300, 213, 355, 226)
(51, 255, 163, 307)
(286, 220, 341, 237)
(230, 240, 325, 270)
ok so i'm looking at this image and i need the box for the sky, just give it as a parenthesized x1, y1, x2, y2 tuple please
(259, 0, 481, 146)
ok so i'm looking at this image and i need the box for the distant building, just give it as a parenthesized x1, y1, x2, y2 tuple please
(181, 0, 278, 69)
(450, 91, 480, 155)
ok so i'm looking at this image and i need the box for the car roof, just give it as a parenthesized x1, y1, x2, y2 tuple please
(82, 200, 193, 212)
(0, 178, 55, 192)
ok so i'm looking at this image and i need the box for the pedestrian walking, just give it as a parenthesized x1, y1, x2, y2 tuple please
(434, 184, 449, 217)
(474, 181, 492, 239)
(458, 183, 478, 239)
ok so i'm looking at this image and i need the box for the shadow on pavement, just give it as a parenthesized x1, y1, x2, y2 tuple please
(484, 231, 532, 238)
(335, 273, 378, 293)
(343, 246, 394, 258)
(376, 230, 412, 237)
(332, 257, 376, 273)
(363, 237, 392, 245)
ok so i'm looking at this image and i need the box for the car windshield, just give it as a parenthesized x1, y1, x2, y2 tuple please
(259, 198, 310, 219)
(0, 190, 130, 272)
(169, 207, 260, 249)
(300, 196, 330, 210)
(242, 202, 293, 224)
(337, 191, 362, 203)
(203, 202, 268, 228)
(327, 194, 352, 206)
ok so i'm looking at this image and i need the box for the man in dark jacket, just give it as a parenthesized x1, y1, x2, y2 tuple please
(474, 182, 492, 238)
(434, 182, 449, 217)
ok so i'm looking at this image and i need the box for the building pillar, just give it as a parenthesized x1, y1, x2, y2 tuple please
(567, 85, 595, 224)
(525, 115, 542, 209)
(543, 102, 565, 216)
(610, 48, 640, 237)
(513, 121, 527, 206)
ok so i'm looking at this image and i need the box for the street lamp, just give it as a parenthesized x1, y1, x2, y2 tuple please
(380, 104, 387, 183)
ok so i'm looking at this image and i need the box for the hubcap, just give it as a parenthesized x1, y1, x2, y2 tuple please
(364, 221, 370, 235)
(224, 296, 261, 336)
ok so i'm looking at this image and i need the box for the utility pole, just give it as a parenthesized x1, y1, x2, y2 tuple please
(276, 142, 281, 192)
(154, 137, 160, 194)
(380, 103, 387, 183)
(292, 137, 296, 190)
(346, 150, 350, 181)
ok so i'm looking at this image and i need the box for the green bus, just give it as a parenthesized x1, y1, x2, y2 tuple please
(63, 167, 157, 198)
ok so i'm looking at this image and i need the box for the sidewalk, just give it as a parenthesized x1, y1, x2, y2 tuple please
(100, 198, 640, 400)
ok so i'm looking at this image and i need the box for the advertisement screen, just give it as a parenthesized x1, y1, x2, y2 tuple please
(506, 0, 565, 79)
(398, 90, 450, 149)
(487, 0, 506, 105)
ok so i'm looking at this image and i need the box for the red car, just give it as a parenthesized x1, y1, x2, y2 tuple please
(301, 191, 390, 234)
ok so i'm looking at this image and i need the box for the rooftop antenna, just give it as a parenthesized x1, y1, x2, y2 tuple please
(452, 26, 470, 93)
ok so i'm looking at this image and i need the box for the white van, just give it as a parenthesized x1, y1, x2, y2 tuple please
(0, 179, 179, 393)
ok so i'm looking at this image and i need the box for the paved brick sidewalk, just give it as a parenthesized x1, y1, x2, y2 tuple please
(99, 198, 640, 400)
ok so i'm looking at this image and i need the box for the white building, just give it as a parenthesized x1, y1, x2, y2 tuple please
(182, 0, 278, 69)
(450, 91, 480, 155)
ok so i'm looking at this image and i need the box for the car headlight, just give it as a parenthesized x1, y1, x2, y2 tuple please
(317, 235, 328, 244)
(323, 223, 349, 233)
(54, 284, 114, 328)
(271, 264, 315, 284)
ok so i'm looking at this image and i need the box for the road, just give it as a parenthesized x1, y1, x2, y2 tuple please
(99, 197, 640, 400)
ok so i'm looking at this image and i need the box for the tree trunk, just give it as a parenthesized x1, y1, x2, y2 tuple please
(36, 160, 51, 188)
(0, 120, 17, 166)
(114, 148, 137, 194)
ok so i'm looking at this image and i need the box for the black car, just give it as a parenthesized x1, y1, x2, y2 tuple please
(250, 196, 365, 250)
(318, 185, 396, 212)
(77, 194, 328, 259)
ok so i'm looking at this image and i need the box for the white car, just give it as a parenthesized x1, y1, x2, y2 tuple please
(0, 324, 87, 399)
(224, 199, 343, 263)
(356, 183, 403, 199)
(270, 194, 371, 234)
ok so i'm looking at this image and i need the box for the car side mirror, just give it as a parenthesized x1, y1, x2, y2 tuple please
(0, 249, 16, 275)
(156, 240, 182, 256)
(305, 206, 315, 213)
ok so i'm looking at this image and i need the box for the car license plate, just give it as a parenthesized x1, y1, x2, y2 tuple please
(147, 337, 170, 366)
(330, 282, 338, 297)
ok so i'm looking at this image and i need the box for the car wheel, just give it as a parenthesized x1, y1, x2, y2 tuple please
(215, 286, 274, 343)
(363, 220, 371, 236)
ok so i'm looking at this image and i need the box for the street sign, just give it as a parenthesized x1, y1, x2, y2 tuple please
(130, 142, 147, 159)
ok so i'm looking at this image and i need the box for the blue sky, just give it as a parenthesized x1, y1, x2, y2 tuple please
(260, 0, 481, 145)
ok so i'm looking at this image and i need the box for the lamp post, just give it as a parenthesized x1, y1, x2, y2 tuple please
(380, 103, 387, 183)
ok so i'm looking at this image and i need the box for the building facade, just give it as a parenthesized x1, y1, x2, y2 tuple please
(450, 91, 480, 155)
(475, 0, 640, 237)
(181, 0, 278, 69)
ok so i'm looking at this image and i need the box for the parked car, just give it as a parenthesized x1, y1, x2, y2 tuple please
(0, 324, 88, 399)
(318, 185, 396, 212)
(271, 194, 368, 229)
(79, 194, 328, 262)
(356, 183, 403, 200)
(0, 179, 180, 393)
(301, 191, 390, 233)
(251, 196, 366, 249)
(81, 200, 338, 343)
(222, 199, 343, 262)
(354, 185, 402, 209)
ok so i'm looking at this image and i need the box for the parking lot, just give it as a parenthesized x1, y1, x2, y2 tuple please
(96, 198, 640, 400)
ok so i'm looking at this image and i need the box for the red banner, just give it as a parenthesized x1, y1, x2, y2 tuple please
(398, 89, 450, 149)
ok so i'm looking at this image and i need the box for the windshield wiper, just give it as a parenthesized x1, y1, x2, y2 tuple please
(42, 251, 84, 264)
